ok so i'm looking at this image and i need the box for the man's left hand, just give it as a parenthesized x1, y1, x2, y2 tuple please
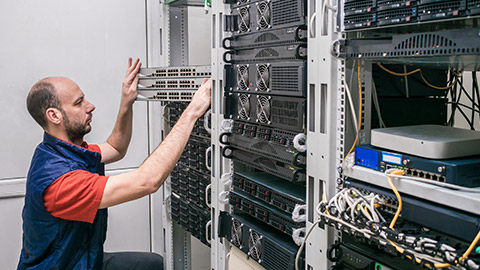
(122, 57, 142, 106)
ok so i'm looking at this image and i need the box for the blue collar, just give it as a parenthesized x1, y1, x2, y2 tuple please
(42, 132, 101, 166)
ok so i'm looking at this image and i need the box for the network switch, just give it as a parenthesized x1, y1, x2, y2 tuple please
(139, 66, 211, 78)
(355, 144, 480, 187)
(225, 61, 307, 97)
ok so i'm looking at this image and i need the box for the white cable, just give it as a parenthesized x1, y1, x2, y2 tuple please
(293, 133, 307, 152)
(295, 220, 321, 270)
(345, 77, 359, 136)
(292, 204, 307, 222)
(371, 80, 386, 128)
(218, 191, 230, 204)
(292, 227, 306, 246)
(385, 171, 480, 193)
(221, 119, 234, 132)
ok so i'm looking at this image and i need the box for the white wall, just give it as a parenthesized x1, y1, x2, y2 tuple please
(0, 1, 150, 268)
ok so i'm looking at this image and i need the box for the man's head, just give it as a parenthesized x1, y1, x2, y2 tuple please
(27, 77, 95, 144)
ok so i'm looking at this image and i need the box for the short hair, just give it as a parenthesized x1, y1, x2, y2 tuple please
(26, 80, 62, 128)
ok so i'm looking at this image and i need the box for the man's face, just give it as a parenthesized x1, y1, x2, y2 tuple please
(54, 78, 96, 143)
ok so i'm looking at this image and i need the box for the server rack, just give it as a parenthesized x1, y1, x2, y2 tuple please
(146, 0, 480, 269)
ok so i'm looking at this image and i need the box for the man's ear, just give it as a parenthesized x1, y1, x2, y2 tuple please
(45, 108, 63, 126)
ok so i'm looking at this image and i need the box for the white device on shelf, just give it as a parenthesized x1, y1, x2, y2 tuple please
(371, 125, 480, 159)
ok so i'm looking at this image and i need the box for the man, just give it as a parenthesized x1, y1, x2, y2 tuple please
(18, 58, 212, 269)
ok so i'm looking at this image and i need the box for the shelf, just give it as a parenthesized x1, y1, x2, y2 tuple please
(342, 165, 480, 216)
(340, 27, 480, 70)
(164, 0, 205, 7)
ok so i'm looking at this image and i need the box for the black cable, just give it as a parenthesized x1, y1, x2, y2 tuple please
(473, 72, 480, 127)
(456, 105, 475, 129)
(446, 102, 480, 114)
(448, 76, 461, 126)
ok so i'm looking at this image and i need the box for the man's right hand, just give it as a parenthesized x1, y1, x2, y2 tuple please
(186, 78, 212, 119)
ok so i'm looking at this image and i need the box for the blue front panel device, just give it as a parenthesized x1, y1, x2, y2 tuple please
(355, 146, 380, 170)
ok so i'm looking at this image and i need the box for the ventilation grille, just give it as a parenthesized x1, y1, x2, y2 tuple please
(238, 6, 251, 33)
(395, 34, 456, 50)
(257, 2, 272, 29)
(272, 0, 302, 25)
(231, 219, 243, 247)
(238, 94, 251, 120)
(378, 7, 417, 20)
(270, 100, 300, 127)
(256, 96, 271, 124)
(248, 230, 262, 261)
(256, 64, 270, 91)
(254, 33, 280, 43)
(418, 1, 466, 14)
(256, 48, 279, 58)
(238, 0, 249, 4)
(469, 0, 480, 8)
(237, 65, 250, 91)
(252, 141, 277, 155)
(271, 66, 300, 92)
(344, 0, 375, 15)
(263, 240, 291, 270)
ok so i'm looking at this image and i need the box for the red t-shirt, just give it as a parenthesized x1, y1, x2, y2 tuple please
(43, 143, 109, 224)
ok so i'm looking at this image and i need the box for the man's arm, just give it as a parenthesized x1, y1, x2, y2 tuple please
(98, 58, 142, 164)
(99, 78, 212, 209)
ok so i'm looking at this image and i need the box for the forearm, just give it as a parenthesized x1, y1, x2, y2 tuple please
(106, 100, 133, 157)
(100, 107, 198, 208)
(138, 107, 198, 189)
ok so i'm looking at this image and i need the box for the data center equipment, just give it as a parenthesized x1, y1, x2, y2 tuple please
(141, 66, 213, 247)
(223, 148, 306, 182)
(224, 61, 307, 97)
(417, 0, 467, 21)
(223, 43, 307, 63)
(228, 0, 307, 34)
(218, 212, 305, 270)
(137, 65, 211, 101)
(220, 122, 306, 169)
(343, 178, 480, 242)
(355, 144, 480, 187)
(229, 191, 304, 236)
(224, 93, 305, 132)
(232, 172, 306, 214)
(342, 0, 480, 31)
(327, 242, 397, 270)
(371, 125, 480, 159)
(318, 181, 480, 269)
(222, 25, 307, 50)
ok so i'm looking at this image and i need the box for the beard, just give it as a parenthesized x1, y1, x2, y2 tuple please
(63, 113, 92, 143)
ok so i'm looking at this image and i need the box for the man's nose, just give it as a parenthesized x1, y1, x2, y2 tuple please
(85, 99, 96, 113)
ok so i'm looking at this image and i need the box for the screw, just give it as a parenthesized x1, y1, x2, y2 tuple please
(403, 159, 410, 165)
(438, 166, 445, 173)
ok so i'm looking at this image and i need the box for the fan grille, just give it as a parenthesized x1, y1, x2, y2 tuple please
(256, 64, 270, 91)
(256, 96, 271, 124)
(257, 2, 271, 29)
(238, 94, 251, 120)
(237, 65, 249, 91)
(248, 230, 262, 261)
(238, 7, 250, 33)
(231, 219, 243, 247)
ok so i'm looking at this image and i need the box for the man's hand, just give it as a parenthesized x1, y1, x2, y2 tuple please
(122, 57, 142, 106)
(185, 78, 212, 119)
